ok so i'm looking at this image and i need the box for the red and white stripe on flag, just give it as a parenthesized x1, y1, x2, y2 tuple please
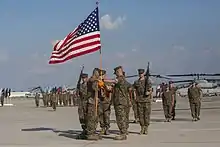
(49, 7, 101, 64)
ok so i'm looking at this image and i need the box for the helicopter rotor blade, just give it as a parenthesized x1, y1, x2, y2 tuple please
(125, 74, 174, 79)
(170, 80, 194, 83)
(166, 73, 220, 77)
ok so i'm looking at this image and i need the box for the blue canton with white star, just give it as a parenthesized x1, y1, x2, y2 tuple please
(75, 7, 100, 38)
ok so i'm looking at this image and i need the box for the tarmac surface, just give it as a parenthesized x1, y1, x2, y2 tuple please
(0, 96, 220, 147)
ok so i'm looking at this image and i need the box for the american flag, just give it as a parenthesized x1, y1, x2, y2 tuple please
(49, 7, 101, 64)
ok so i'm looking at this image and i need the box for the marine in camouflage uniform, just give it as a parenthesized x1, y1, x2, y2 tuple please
(85, 68, 101, 140)
(68, 91, 72, 106)
(77, 73, 89, 139)
(112, 66, 132, 140)
(58, 88, 63, 106)
(131, 88, 139, 123)
(169, 81, 177, 120)
(44, 91, 49, 107)
(35, 92, 40, 107)
(48, 92, 52, 107)
(98, 69, 112, 135)
(123, 71, 132, 133)
(51, 91, 57, 111)
(162, 85, 173, 122)
(133, 69, 152, 135)
(42, 93, 47, 107)
(64, 91, 69, 106)
(188, 82, 202, 121)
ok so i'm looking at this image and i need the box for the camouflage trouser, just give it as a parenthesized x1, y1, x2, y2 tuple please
(132, 100, 139, 121)
(78, 100, 87, 130)
(85, 103, 98, 135)
(98, 103, 111, 129)
(114, 105, 127, 135)
(163, 104, 172, 119)
(1, 96, 4, 106)
(138, 102, 151, 127)
(35, 97, 40, 107)
(68, 95, 72, 106)
(52, 96, 57, 110)
(49, 95, 53, 107)
(190, 101, 201, 118)
(63, 95, 68, 106)
(56, 94, 59, 106)
(59, 94, 63, 106)
(126, 106, 131, 130)
(45, 95, 49, 106)
(171, 100, 176, 118)
(42, 95, 47, 107)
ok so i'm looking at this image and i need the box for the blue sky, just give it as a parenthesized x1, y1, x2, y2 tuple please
(0, 0, 220, 90)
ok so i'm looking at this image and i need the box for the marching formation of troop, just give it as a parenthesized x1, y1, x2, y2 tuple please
(33, 65, 202, 141)
(34, 87, 78, 110)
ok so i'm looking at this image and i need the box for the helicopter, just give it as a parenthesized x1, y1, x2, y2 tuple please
(165, 74, 220, 97)
(121, 64, 220, 98)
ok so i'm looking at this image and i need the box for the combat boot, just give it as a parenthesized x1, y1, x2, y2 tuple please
(104, 129, 110, 135)
(133, 119, 138, 123)
(76, 133, 86, 140)
(144, 126, 148, 135)
(126, 130, 129, 135)
(86, 134, 99, 141)
(81, 129, 86, 136)
(139, 126, 145, 135)
(192, 118, 196, 121)
(114, 134, 127, 140)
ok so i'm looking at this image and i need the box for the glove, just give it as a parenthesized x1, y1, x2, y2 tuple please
(98, 80, 105, 88)
(145, 91, 152, 96)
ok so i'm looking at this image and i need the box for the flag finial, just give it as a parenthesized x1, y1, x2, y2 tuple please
(96, 0, 99, 5)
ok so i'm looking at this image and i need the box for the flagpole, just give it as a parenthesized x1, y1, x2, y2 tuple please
(96, 0, 102, 75)
(95, 0, 100, 117)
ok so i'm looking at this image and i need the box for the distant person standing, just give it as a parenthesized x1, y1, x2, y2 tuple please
(1, 88, 5, 106)
(51, 91, 57, 111)
(188, 82, 202, 121)
(8, 88, 11, 97)
(169, 81, 177, 120)
(156, 85, 160, 98)
(162, 85, 173, 122)
(5, 88, 8, 103)
(8, 88, 11, 104)
(35, 92, 40, 107)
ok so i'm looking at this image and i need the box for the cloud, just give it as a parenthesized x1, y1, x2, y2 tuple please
(115, 52, 126, 58)
(100, 14, 126, 30)
(131, 48, 138, 52)
(0, 50, 9, 62)
(27, 52, 56, 75)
